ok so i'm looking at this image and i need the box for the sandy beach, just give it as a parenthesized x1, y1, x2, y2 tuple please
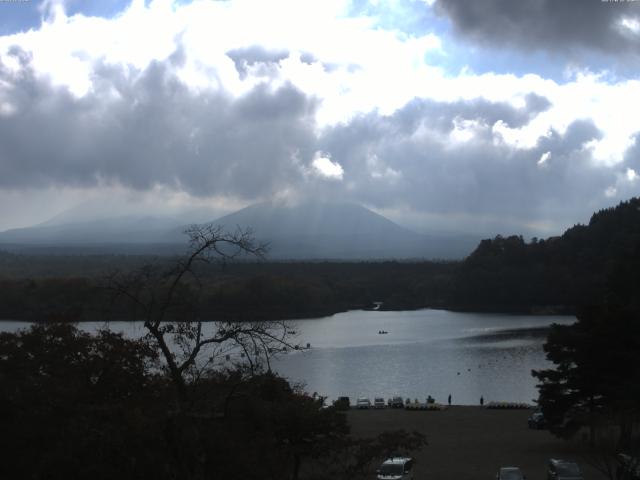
(348, 407, 608, 480)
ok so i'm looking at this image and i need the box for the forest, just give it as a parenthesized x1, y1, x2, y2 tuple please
(1, 198, 639, 321)
(0, 224, 429, 480)
(1, 199, 640, 479)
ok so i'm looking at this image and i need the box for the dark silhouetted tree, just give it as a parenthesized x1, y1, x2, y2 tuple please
(0, 323, 164, 480)
(107, 224, 297, 401)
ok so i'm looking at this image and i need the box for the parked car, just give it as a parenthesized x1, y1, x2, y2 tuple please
(333, 396, 350, 410)
(547, 459, 583, 480)
(374, 397, 386, 408)
(356, 397, 371, 409)
(617, 453, 640, 480)
(391, 396, 404, 408)
(528, 411, 547, 429)
(376, 457, 414, 480)
(497, 466, 525, 480)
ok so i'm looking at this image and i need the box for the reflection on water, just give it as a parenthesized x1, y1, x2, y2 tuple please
(0, 309, 575, 405)
(272, 309, 575, 405)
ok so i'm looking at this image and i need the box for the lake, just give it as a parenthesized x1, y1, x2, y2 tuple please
(272, 309, 575, 405)
(0, 309, 575, 405)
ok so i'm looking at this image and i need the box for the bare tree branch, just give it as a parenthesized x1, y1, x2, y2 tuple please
(105, 223, 296, 403)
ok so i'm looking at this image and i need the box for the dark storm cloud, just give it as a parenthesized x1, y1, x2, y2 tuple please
(319, 101, 616, 224)
(318, 94, 551, 156)
(537, 119, 603, 156)
(434, 0, 640, 57)
(0, 47, 317, 198)
(389, 93, 551, 134)
(0, 46, 632, 231)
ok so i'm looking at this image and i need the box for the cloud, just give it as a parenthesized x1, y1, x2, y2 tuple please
(318, 101, 624, 231)
(311, 152, 344, 180)
(624, 133, 640, 171)
(434, 0, 640, 58)
(2, 42, 635, 234)
(226, 46, 290, 80)
(537, 151, 551, 167)
(0, 48, 317, 200)
(0, 0, 639, 235)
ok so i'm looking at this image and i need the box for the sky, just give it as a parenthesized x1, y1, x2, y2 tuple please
(0, 0, 639, 236)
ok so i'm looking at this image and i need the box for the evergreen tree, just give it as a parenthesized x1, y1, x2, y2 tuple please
(533, 305, 640, 442)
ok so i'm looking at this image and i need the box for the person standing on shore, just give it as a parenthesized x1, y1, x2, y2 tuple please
(448, 394, 451, 406)
(480, 396, 484, 406)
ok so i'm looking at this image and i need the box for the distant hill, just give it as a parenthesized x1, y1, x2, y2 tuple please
(0, 201, 479, 259)
(2, 199, 638, 320)
(451, 197, 640, 313)
(0, 215, 186, 245)
(205, 201, 477, 259)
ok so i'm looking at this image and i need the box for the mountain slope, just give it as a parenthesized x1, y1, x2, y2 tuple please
(451, 197, 640, 312)
(0, 215, 187, 245)
(0, 201, 478, 259)
(208, 201, 476, 259)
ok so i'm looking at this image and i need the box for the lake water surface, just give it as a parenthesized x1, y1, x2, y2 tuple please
(1, 309, 575, 405)
(272, 309, 575, 405)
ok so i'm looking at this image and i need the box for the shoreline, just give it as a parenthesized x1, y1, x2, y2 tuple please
(0, 305, 577, 323)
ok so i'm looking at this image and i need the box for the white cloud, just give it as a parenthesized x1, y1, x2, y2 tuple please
(619, 16, 640, 36)
(537, 151, 551, 166)
(312, 153, 344, 180)
(0, 0, 445, 123)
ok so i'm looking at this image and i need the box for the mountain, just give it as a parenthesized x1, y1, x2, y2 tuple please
(0, 201, 479, 259)
(207, 201, 477, 259)
(0, 215, 186, 245)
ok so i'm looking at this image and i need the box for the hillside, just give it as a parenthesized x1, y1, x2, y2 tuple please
(451, 197, 640, 313)
(1, 198, 639, 321)
(0, 201, 478, 260)
(208, 201, 477, 259)
(0, 215, 187, 245)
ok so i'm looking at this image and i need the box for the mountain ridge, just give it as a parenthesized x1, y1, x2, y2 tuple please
(186, 200, 476, 259)
(0, 200, 479, 259)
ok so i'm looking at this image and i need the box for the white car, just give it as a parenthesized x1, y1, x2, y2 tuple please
(356, 397, 371, 409)
(374, 397, 386, 408)
(377, 457, 414, 480)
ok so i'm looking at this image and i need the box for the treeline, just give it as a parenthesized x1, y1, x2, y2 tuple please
(0, 260, 456, 321)
(451, 197, 640, 313)
(531, 211, 640, 460)
(1, 197, 639, 320)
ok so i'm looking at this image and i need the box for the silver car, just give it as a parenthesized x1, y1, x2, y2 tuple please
(497, 467, 525, 480)
(548, 459, 583, 480)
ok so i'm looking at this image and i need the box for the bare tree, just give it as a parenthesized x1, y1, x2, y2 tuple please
(107, 224, 297, 401)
